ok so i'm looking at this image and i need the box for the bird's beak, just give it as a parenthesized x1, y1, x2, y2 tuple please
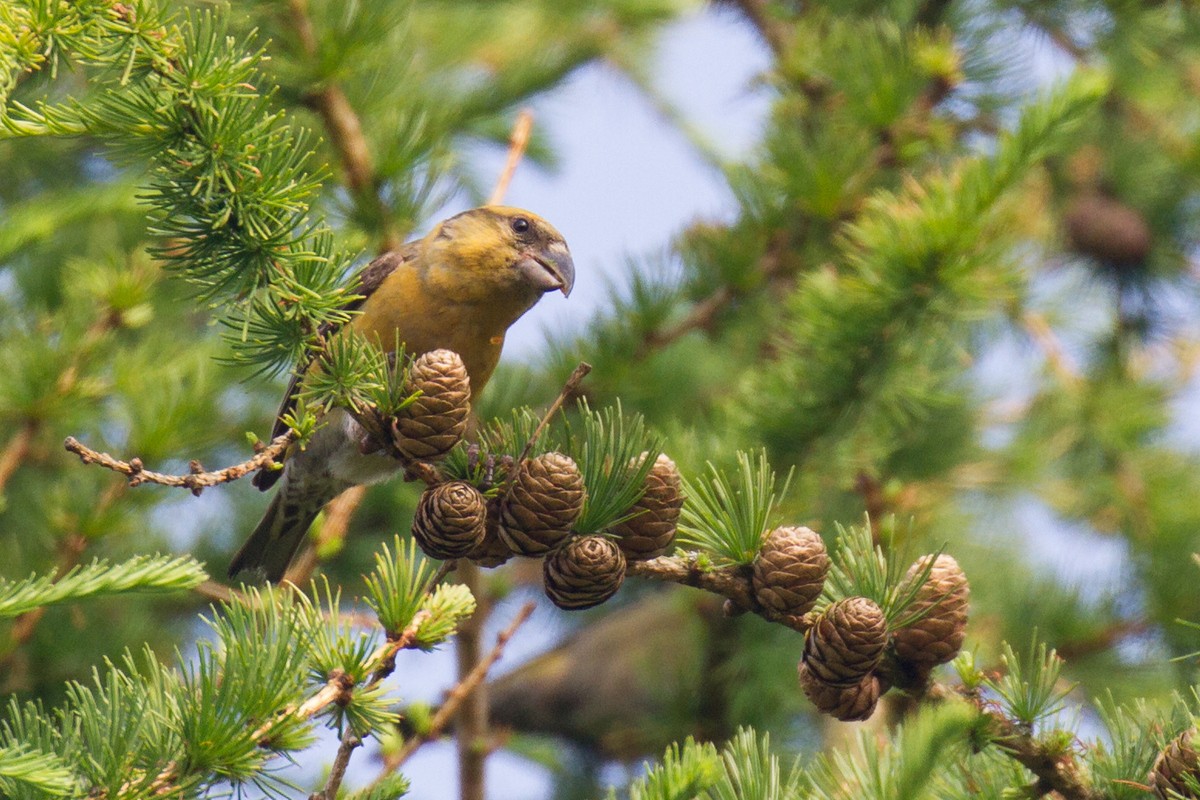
(521, 241, 575, 297)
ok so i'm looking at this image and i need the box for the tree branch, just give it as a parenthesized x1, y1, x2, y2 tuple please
(925, 682, 1101, 800)
(487, 109, 534, 206)
(312, 731, 361, 800)
(372, 601, 535, 787)
(627, 555, 812, 632)
(63, 432, 297, 495)
(284, 0, 400, 250)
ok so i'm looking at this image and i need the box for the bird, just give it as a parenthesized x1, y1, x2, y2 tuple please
(229, 206, 574, 581)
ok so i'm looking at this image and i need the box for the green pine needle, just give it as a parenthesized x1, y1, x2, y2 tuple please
(414, 583, 477, 650)
(563, 400, 663, 534)
(985, 636, 1072, 728)
(0, 554, 207, 619)
(346, 772, 412, 800)
(0, 745, 78, 797)
(363, 537, 437, 636)
(676, 451, 792, 566)
(820, 518, 939, 625)
(628, 738, 723, 800)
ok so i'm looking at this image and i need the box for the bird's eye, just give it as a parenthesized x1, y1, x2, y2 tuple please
(511, 217, 530, 234)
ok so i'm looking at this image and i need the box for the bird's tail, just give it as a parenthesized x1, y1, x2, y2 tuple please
(228, 484, 327, 583)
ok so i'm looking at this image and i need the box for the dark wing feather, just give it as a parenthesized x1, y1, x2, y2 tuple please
(252, 245, 417, 491)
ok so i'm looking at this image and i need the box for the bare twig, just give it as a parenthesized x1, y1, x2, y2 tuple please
(193, 580, 244, 604)
(627, 555, 812, 632)
(63, 432, 296, 494)
(313, 731, 361, 800)
(284, 484, 369, 585)
(487, 109, 534, 206)
(511, 361, 592, 473)
(372, 601, 535, 786)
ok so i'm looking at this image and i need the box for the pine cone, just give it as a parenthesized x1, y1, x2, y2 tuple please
(803, 597, 887, 687)
(892, 554, 969, 667)
(393, 349, 471, 461)
(1064, 192, 1153, 266)
(499, 452, 585, 556)
(466, 505, 514, 568)
(751, 526, 830, 616)
(1152, 729, 1200, 799)
(543, 535, 626, 610)
(797, 662, 882, 722)
(411, 481, 487, 560)
(611, 453, 684, 560)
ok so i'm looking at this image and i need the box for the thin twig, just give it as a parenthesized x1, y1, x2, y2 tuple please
(371, 601, 535, 786)
(487, 109, 534, 206)
(627, 555, 812, 632)
(511, 362, 592, 473)
(313, 731, 361, 800)
(284, 484, 369, 585)
(63, 432, 296, 494)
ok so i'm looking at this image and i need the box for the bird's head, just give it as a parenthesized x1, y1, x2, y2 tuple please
(424, 206, 575, 309)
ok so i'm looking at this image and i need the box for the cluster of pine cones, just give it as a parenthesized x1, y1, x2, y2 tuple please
(395, 350, 684, 610)
(1151, 728, 1200, 799)
(751, 527, 969, 721)
(396, 350, 969, 716)
(411, 451, 683, 610)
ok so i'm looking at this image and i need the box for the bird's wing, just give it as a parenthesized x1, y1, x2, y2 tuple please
(252, 245, 417, 491)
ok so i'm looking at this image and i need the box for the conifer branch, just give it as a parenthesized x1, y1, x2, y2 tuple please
(0, 554, 207, 619)
(487, 109, 534, 206)
(627, 555, 812, 631)
(284, 0, 399, 251)
(253, 609, 431, 745)
(63, 432, 297, 493)
(926, 682, 1102, 800)
(372, 601, 535, 787)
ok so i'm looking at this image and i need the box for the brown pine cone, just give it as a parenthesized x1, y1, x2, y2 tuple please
(803, 597, 887, 687)
(411, 481, 487, 560)
(893, 554, 969, 667)
(543, 535, 626, 610)
(1064, 192, 1152, 266)
(611, 453, 684, 560)
(1152, 729, 1200, 799)
(466, 506, 514, 568)
(798, 662, 883, 722)
(751, 526, 829, 616)
(499, 452, 585, 556)
(393, 349, 471, 461)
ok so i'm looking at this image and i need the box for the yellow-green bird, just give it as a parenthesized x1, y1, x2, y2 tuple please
(229, 206, 574, 581)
